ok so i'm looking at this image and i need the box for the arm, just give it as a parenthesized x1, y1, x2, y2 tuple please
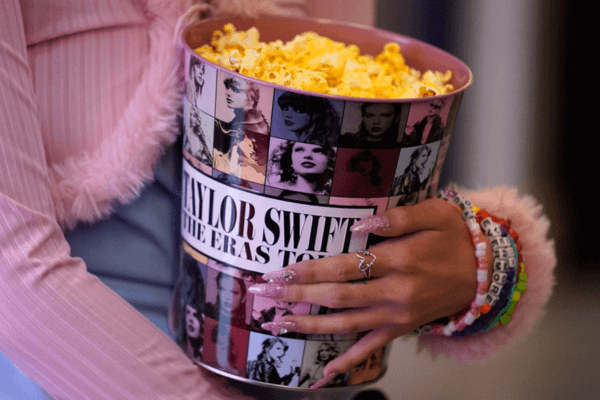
(0, 3, 249, 399)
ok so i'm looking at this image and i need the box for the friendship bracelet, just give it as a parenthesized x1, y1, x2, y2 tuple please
(476, 211, 526, 329)
(424, 190, 490, 336)
(455, 208, 525, 336)
(497, 264, 527, 326)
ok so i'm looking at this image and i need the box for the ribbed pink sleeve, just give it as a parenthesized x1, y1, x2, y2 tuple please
(0, 1, 249, 399)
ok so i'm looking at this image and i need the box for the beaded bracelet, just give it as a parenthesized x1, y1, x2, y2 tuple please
(454, 208, 525, 336)
(497, 264, 527, 326)
(422, 190, 490, 336)
(477, 210, 527, 329)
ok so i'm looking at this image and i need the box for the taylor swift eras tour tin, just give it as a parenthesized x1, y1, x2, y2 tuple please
(170, 15, 472, 393)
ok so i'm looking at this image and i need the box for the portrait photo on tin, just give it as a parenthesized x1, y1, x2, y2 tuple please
(347, 346, 386, 386)
(265, 137, 337, 196)
(212, 119, 270, 185)
(184, 99, 214, 166)
(338, 101, 409, 149)
(298, 341, 353, 388)
(212, 170, 265, 194)
(214, 70, 273, 131)
(330, 148, 399, 198)
(400, 97, 452, 147)
(245, 333, 304, 386)
(212, 71, 273, 184)
(250, 299, 311, 339)
(187, 55, 217, 116)
(202, 316, 250, 377)
(176, 252, 207, 362)
(391, 141, 441, 206)
(263, 187, 328, 204)
(269, 89, 344, 147)
(204, 267, 252, 329)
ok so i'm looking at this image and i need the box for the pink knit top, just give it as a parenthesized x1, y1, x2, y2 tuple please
(0, 0, 554, 399)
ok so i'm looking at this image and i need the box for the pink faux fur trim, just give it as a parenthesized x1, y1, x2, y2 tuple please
(417, 185, 557, 362)
(48, 0, 306, 229)
(49, 16, 184, 229)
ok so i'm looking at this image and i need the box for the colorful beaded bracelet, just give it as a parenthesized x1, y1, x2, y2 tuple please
(454, 208, 525, 336)
(476, 210, 527, 329)
(497, 264, 527, 326)
(422, 190, 490, 336)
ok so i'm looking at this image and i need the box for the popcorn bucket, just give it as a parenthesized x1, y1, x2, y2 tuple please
(171, 15, 472, 397)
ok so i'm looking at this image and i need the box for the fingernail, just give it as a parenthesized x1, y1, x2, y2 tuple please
(248, 284, 285, 298)
(261, 321, 299, 335)
(350, 214, 390, 234)
(309, 371, 337, 390)
(262, 269, 299, 284)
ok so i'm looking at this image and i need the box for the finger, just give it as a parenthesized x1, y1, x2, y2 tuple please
(261, 306, 394, 336)
(248, 279, 389, 309)
(350, 197, 461, 237)
(309, 327, 396, 389)
(262, 250, 388, 284)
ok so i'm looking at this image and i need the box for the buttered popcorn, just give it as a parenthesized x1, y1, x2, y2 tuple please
(195, 23, 453, 99)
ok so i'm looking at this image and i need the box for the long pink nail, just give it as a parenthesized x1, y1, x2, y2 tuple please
(262, 269, 299, 284)
(261, 321, 299, 335)
(248, 284, 285, 298)
(350, 214, 390, 234)
(309, 371, 337, 390)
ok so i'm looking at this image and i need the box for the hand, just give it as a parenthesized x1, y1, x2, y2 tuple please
(248, 198, 492, 387)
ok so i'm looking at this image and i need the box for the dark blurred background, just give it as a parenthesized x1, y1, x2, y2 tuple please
(378, 0, 591, 271)
(375, 2, 599, 399)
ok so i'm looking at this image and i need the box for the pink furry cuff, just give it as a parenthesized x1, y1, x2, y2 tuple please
(416, 185, 556, 362)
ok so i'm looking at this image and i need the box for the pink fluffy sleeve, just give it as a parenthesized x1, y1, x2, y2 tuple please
(0, 2, 250, 399)
(416, 186, 557, 362)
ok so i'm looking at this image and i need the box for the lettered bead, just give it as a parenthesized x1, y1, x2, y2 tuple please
(498, 237, 511, 247)
(463, 208, 476, 220)
(492, 271, 507, 285)
(482, 218, 502, 237)
(489, 282, 503, 295)
(490, 237, 501, 250)
(494, 259, 508, 272)
(485, 293, 499, 307)
(494, 248, 509, 259)
(480, 217, 493, 230)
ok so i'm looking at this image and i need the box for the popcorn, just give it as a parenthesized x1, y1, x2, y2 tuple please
(195, 24, 454, 99)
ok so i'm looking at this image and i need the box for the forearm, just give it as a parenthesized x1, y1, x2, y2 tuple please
(416, 185, 556, 361)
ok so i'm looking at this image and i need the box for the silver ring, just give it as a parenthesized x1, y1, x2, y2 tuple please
(356, 250, 376, 279)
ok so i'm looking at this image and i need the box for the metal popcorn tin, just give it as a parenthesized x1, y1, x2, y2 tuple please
(171, 15, 472, 396)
